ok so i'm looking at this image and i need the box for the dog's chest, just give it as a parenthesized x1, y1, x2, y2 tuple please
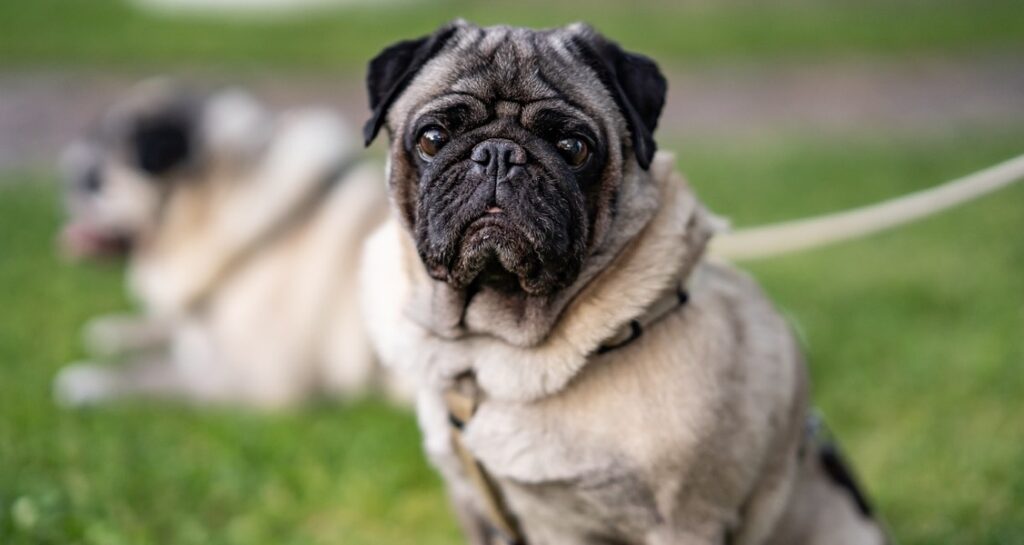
(418, 322, 730, 540)
(448, 380, 704, 541)
(455, 406, 661, 541)
(507, 464, 660, 542)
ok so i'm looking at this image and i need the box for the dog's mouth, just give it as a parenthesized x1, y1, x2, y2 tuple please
(464, 211, 509, 234)
(59, 222, 133, 260)
(445, 213, 547, 294)
(415, 155, 589, 298)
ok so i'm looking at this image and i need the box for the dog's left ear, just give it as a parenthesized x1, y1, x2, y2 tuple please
(363, 23, 461, 146)
(570, 26, 667, 170)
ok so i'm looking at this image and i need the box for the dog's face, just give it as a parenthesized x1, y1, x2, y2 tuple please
(365, 22, 666, 297)
(60, 81, 269, 259)
(60, 81, 199, 259)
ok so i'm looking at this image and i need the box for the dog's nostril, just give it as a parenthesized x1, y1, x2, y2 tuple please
(471, 146, 491, 165)
(504, 146, 527, 166)
(471, 139, 527, 170)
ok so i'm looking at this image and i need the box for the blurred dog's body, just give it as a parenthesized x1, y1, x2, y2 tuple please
(55, 80, 408, 408)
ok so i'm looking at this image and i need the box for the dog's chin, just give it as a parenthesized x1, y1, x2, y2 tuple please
(442, 217, 563, 297)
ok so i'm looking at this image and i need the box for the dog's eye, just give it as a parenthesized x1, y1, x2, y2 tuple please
(555, 137, 589, 167)
(82, 167, 103, 193)
(417, 127, 450, 160)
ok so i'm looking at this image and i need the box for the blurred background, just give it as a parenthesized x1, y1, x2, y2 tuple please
(1, 1, 1023, 544)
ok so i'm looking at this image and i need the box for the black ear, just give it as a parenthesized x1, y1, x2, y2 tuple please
(571, 30, 667, 170)
(363, 23, 460, 146)
(131, 112, 193, 176)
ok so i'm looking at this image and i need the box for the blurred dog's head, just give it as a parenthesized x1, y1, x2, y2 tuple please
(365, 21, 666, 297)
(60, 79, 270, 259)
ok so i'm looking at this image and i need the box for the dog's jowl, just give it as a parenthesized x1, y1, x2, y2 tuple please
(360, 21, 888, 545)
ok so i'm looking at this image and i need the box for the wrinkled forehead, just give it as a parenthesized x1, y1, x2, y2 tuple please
(63, 110, 135, 171)
(389, 25, 620, 134)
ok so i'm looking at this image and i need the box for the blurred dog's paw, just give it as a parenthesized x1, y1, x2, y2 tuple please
(53, 363, 119, 407)
(83, 315, 152, 357)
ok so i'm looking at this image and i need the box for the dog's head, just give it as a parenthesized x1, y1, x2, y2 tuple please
(60, 79, 270, 259)
(365, 22, 666, 298)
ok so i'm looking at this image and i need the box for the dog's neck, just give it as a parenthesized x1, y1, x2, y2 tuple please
(393, 152, 715, 400)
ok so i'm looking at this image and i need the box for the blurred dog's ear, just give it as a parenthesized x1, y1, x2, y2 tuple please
(363, 23, 460, 146)
(570, 26, 667, 170)
(131, 110, 194, 177)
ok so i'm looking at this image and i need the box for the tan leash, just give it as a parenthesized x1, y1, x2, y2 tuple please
(711, 152, 1024, 261)
(444, 375, 525, 545)
(442, 278, 691, 544)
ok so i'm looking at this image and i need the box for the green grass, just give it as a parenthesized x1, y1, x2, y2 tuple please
(1, 0, 1023, 70)
(2, 130, 1023, 544)
(0, 178, 459, 544)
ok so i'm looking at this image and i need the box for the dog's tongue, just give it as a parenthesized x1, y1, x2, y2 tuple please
(59, 223, 128, 260)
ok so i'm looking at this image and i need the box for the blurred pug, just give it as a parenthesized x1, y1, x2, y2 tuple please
(359, 21, 888, 545)
(55, 79, 409, 408)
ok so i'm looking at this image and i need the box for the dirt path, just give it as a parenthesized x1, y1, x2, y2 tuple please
(2, 54, 1022, 173)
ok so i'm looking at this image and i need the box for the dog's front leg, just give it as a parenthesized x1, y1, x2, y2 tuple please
(82, 313, 172, 357)
(53, 355, 194, 407)
(448, 495, 493, 545)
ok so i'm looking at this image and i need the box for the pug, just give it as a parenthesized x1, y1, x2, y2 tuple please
(358, 21, 889, 544)
(55, 79, 410, 408)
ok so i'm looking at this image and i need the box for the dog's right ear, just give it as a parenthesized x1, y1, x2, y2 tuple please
(131, 110, 194, 177)
(363, 23, 460, 146)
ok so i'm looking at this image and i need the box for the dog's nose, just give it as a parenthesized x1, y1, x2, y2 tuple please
(471, 139, 527, 182)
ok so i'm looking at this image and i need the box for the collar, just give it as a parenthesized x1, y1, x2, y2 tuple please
(598, 280, 690, 353)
